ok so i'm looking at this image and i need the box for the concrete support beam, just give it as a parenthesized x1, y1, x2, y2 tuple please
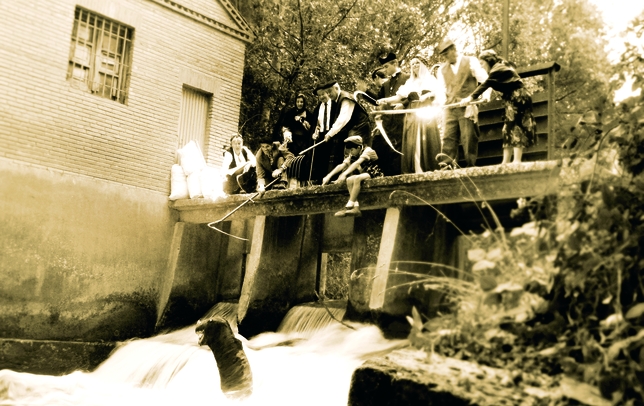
(369, 207, 438, 311)
(237, 215, 323, 337)
(216, 219, 252, 301)
(157, 222, 185, 326)
(238, 216, 266, 323)
(370, 208, 401, 310)
(155, 222, 223, 330)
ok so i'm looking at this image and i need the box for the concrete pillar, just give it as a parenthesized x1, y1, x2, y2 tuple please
(357, 205, 451, 337)
(237, 215, 322, 337)
(369, 206, 437, 310)
(156, 222, 185, 326)
(345, 210, 385, 319)
(370, 207, 400, 310)
(216, 219, 252, 301)
(155, 222, 224, 330)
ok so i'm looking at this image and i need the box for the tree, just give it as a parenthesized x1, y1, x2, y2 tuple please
(238, 0, 618, 151)
(238, 0, 456, 148)
(452, 0, 613, 146)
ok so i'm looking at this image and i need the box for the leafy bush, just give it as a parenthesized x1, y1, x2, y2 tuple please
(405, 85, 644, 403)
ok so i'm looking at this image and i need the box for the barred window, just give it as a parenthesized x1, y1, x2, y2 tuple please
(67, 8, 133, 104)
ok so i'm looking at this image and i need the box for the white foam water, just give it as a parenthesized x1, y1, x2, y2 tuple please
(0, 307, 405, 406)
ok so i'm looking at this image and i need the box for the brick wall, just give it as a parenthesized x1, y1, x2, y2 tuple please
(0, 0, 248, 193)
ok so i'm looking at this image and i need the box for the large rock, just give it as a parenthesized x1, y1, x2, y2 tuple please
(348, 348, 558, 406)
(195, 316, 253, 399)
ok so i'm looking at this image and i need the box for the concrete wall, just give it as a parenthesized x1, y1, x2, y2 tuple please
(0, 0, 249, 340)
(0, 159, 174, 340)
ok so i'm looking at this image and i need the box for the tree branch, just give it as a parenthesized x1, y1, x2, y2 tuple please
(320, 0, 359, 43)
(556, 89, 578, 102)
(297, 0, 305, 56)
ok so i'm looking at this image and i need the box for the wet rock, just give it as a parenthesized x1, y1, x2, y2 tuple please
(348, 348, 559, 406)
(196, 317, 253, 399)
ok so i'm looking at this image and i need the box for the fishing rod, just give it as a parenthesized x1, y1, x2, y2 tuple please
(370, 99, 487, 115)
(298, 139, 326, 156)
(207, 176, 282, 241)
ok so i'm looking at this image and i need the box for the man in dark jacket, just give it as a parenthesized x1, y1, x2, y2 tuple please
(375, 52, 409, 176)
(321, 81, 371, 170)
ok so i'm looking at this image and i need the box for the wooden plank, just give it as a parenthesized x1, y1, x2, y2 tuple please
(478, 94, 550, 128)
(478, 119, 549, 142)
(547, 70, 556, 159)
(517, 61, 560, 78)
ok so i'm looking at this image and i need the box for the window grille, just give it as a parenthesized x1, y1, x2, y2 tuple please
(67, 7, 133, 104)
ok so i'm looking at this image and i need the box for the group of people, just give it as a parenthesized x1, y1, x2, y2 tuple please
(222, 39, 538, 218)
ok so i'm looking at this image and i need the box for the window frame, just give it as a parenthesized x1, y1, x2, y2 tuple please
(67, 7, 134, 104)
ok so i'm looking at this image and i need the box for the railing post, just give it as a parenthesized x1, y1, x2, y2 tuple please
(547, 67, 556, 160)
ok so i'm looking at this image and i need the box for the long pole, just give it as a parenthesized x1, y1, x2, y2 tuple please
(298, 139, 326, 155)
(370, 100, 487, 115)
(502, 0, 509, 59)
(208, 176, 281, 226)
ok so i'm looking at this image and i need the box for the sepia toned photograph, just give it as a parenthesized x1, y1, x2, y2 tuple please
(0, 0, 643, 404)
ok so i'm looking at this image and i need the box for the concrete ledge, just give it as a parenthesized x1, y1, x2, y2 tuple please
(0, 339, 116, 375)
(170, 161, 562, 223)
(347, 348, 555, 406)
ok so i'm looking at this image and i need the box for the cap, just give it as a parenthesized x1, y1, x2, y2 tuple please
(378, 52, 397, 65)
(317, 80, 338, 91)
(436, 39, 455, 55)
(344, 135, 363, 146)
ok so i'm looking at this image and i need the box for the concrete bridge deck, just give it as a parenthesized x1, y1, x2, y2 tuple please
(169, 161, 562, 223)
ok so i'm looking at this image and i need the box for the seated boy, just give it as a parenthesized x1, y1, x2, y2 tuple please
(322, 135, 383, 217)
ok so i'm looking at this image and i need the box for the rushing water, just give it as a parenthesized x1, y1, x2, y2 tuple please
(0, 302, 405, 406)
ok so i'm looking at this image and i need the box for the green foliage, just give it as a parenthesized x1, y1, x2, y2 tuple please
(238, 0, 458, 145)
(238, 0, 617, 153)
(403, 67, 644, 402)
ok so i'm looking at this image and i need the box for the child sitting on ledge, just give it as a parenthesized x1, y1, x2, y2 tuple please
(322, 135, 383, 217)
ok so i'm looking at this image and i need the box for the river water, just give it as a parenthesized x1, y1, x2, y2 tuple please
(0, 302, 406, 406)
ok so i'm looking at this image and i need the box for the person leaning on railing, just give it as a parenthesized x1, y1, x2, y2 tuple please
(459, 49, 537, 165)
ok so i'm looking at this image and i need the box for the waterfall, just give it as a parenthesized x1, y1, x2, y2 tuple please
(277, 300, 347, 335)
(0, 301, 406, 406)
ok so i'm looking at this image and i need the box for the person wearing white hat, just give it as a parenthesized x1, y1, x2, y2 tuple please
(322, 135, 383, 217)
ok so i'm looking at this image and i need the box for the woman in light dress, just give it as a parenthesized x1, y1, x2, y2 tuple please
(378, 57, 443, 173)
